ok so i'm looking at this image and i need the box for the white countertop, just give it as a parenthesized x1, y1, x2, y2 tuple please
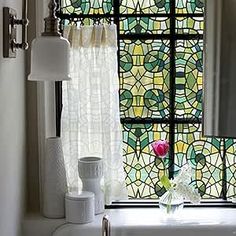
(23, 208, 236, 236)
(107, 208, 236, 226)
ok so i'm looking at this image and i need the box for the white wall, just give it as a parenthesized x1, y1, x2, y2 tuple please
(0, 0, 26, 235)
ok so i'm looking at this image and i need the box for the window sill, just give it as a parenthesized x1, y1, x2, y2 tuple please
(108, 199, 236, 208)
(23, 208, 236, 236)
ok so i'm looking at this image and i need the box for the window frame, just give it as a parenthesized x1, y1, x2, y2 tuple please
(56, 0, 235, 206)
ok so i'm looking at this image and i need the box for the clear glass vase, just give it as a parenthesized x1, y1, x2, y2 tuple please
(159, 188, 184, 215)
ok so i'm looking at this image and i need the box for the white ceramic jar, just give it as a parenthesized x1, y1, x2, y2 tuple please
(78, 157, 104, 214)
(65, 191, 95, 224)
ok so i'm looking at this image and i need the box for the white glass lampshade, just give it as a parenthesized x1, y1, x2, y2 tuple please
(28, 36, 71, 81)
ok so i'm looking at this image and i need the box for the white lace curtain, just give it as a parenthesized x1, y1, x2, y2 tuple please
(61, 24, 128, 204)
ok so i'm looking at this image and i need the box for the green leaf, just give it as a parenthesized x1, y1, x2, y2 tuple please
(161, 175, 171, 190)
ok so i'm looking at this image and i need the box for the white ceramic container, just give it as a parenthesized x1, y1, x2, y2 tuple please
(78, 157, 104, 214)
(65, 191, 95, 224)
(43, 137, 67, 218)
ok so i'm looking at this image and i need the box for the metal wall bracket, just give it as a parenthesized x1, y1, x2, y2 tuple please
(3, 7, 17, 58)
(3, 7, 28, 58)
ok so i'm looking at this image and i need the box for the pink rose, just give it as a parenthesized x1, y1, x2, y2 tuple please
(151, 140, 169, 158)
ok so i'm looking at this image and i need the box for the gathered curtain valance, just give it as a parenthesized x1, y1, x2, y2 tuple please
(61, 24, 128, 204)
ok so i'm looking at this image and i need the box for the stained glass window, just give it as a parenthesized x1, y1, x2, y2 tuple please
(175, 0, 204, 14)
(62, 0, 113, 14)
(120, 17, 170, 35)
(175, 39, 203, 119)
(120, 0, 170, 14)
(120, 39, 170, 119)
(175, 124, 223, 198)
(123, 123, 169, 198)
(59, 0, 236, 201)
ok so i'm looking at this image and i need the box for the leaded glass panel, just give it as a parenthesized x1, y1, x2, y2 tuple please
(62, 0, 113, 14)
(175, 124, 223, 198)
(176, 0, 204, 14)
(225, 139, 236, 198)
(176, 17, 204, 34)
(123, 123, 169, 198)
(120, 17, 170, 35)
(120, 0, 170, 14)
(175, 40, 203, 119)
(120, 39, 170, 119)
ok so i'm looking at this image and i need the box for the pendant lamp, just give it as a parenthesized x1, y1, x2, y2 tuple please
(28, 0, 71, 81)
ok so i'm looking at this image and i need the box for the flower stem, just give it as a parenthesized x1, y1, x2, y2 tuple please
(167, 191, 172, 214)
(163, 159, 168, 178)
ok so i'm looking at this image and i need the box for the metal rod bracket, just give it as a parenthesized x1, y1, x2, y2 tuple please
(3, 7, 28, 58)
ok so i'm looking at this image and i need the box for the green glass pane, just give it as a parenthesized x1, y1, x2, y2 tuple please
(62, 0, 113, 14)
(120, 17, 170, 35)
(120, 0, 170, 14)
(175, 40, 203, 119)
(175, 124, 223, 199)
(225, 139, 236, 198)
(123, 123, 169, 199)
(176, 17, 204, 34)
(120, 39, 170, 119)
(176, 0, 204, 14)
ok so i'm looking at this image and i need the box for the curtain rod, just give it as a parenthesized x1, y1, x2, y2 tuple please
(56, 12, 204, 19)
